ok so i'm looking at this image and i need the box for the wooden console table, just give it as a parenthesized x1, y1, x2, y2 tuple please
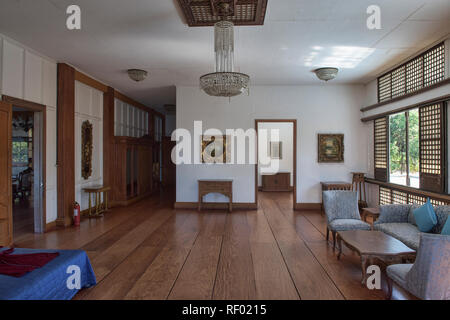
(261, 172, 291, 191)
(198, 179, 233, 213)
(321, 181, 352, 211)
(321, 181, 352, 191)
(83, 185, 111, 217)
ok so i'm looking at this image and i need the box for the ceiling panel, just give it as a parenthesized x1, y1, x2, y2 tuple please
(0, 0, 448, 107)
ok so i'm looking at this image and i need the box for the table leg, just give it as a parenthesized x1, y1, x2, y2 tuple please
(361, 255, 369, 286)
(95, 192, 100, 216)
(337, 234, 343, 260)
(89, 193, 93, 217)
(198, 193, 202, 212)
(229, 193, 232, 213)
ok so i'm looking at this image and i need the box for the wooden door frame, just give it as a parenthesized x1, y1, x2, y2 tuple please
(255, 119, 297, 209)
(2, 95, 47, 234)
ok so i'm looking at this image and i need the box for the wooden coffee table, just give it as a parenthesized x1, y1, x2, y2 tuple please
(336, 230, 416, 285)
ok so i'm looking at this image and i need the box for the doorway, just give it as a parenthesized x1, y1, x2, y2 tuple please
(255, 120, 297, 209)
(3, 96, 46, 242)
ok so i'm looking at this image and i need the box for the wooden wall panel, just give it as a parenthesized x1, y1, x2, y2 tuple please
(103, 87, 115, 198)
(57, 63, 75, 227)
(0, 101, 12, 246)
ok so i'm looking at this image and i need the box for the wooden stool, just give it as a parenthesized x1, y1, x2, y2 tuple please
(352, 172, 367, 211)
(83, 185, 111, 218)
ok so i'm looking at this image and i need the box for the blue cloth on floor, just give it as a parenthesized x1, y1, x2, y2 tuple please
(0, 247, 96, 300)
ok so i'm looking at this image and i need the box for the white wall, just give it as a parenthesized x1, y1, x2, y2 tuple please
(75, 81, 103, 211)
(0, 34, 58, 223)
(176, 85, 368, 204)
(257, 122, 294, 187)
(165, 114, 176, 137)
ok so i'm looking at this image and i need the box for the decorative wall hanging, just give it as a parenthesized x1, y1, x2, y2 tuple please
(269, 141, 282, 159)
(81, 120, 93, 179)
(318, 134, 344, 163)
(201, 135, 231, 164)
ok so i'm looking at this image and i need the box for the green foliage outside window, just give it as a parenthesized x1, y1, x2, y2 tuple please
(12, 141, 28, 164)
(389, 109, 419, 187)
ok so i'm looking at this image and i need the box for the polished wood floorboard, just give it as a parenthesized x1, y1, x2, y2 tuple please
(13, 198, 34, 242)
(14, 190, 411, 300)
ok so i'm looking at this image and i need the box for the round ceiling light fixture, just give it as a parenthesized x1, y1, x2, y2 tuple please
(127, 69, 148, 82)
(314, 67, 339, 82)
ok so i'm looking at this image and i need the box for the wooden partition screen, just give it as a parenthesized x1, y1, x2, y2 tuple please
(378, 185, 450, 206)
(419, 102, 445, 193)
(112, 137, 153, 205)
(377, 42, 445, 103)
(374, 116, 388, 182)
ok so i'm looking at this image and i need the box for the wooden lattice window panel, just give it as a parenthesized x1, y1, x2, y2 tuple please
(379, 187, 392, 205)
(378, 73, 391, 102)
(408, 194, 426, 205)
(419, 103, 445, 193)
(374, 117, 388, 181)
(406, 56, 423, 93)
(392, 190, 408, 204)
(424, 43, 445, 87)
(377, 42, 445, 103)
(430, 199, 447, 206)
(379, 186, 450, 206)
(391, 66, 406, 98)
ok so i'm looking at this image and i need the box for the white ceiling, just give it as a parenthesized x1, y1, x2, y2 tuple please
(0, 0, 449, 110)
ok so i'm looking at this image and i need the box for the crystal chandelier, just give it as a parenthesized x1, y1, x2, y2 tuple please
(200, 20, 250, 97)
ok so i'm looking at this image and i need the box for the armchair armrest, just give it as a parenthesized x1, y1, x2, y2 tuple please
(374, 204, 411, 225)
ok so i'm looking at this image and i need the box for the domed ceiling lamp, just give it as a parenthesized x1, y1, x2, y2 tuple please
(314, 67, 339, 82)
(128, 69, 148, 82)
(200, 2, 250, 97)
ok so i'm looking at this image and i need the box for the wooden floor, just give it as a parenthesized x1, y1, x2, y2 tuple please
(15, 190, 411, 300)
(13, 198, 34, 242)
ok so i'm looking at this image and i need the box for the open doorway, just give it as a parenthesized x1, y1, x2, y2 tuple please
(4, 96, 46, 242)
(255, 120, 297, 209)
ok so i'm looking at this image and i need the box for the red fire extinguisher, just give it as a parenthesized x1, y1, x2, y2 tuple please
(74, 202, 80, 227)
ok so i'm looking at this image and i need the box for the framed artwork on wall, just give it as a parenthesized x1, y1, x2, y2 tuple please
(201, 135, 231, 164)
(81, 120, 93, 179)
(269, 141, 282, 159)
(318, 134, 344, 163)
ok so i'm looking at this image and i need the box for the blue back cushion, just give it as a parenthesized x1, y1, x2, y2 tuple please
(413, 199, 438, 232)
(441, 217, 450, 235)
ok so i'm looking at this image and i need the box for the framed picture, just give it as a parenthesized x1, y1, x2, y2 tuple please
(201, 135, 230, 164)
(81, 120, 93, 179)
(318, 134, 344, 163)
(269, 141, 282, 159)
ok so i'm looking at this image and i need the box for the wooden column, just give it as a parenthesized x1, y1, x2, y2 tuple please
(103, 86, 115, 200)
(57, 63, 75, 227)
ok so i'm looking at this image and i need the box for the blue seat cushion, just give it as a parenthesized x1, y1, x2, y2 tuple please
(387, 264, 413, 289)
(413, 199, 437, 232)
(374, 223, 420, 250)
(441, 216, 450, 235)
(328, 219, 371, 231)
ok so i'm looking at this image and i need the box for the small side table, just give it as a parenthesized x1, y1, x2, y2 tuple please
(361, 207, 380, 224)
(83, 185, 111, 218)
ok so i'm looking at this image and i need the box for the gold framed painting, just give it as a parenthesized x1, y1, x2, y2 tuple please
(201, 135, 231, 164)
(318, 134, 344, 163)
(81, 120, 93, 179)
